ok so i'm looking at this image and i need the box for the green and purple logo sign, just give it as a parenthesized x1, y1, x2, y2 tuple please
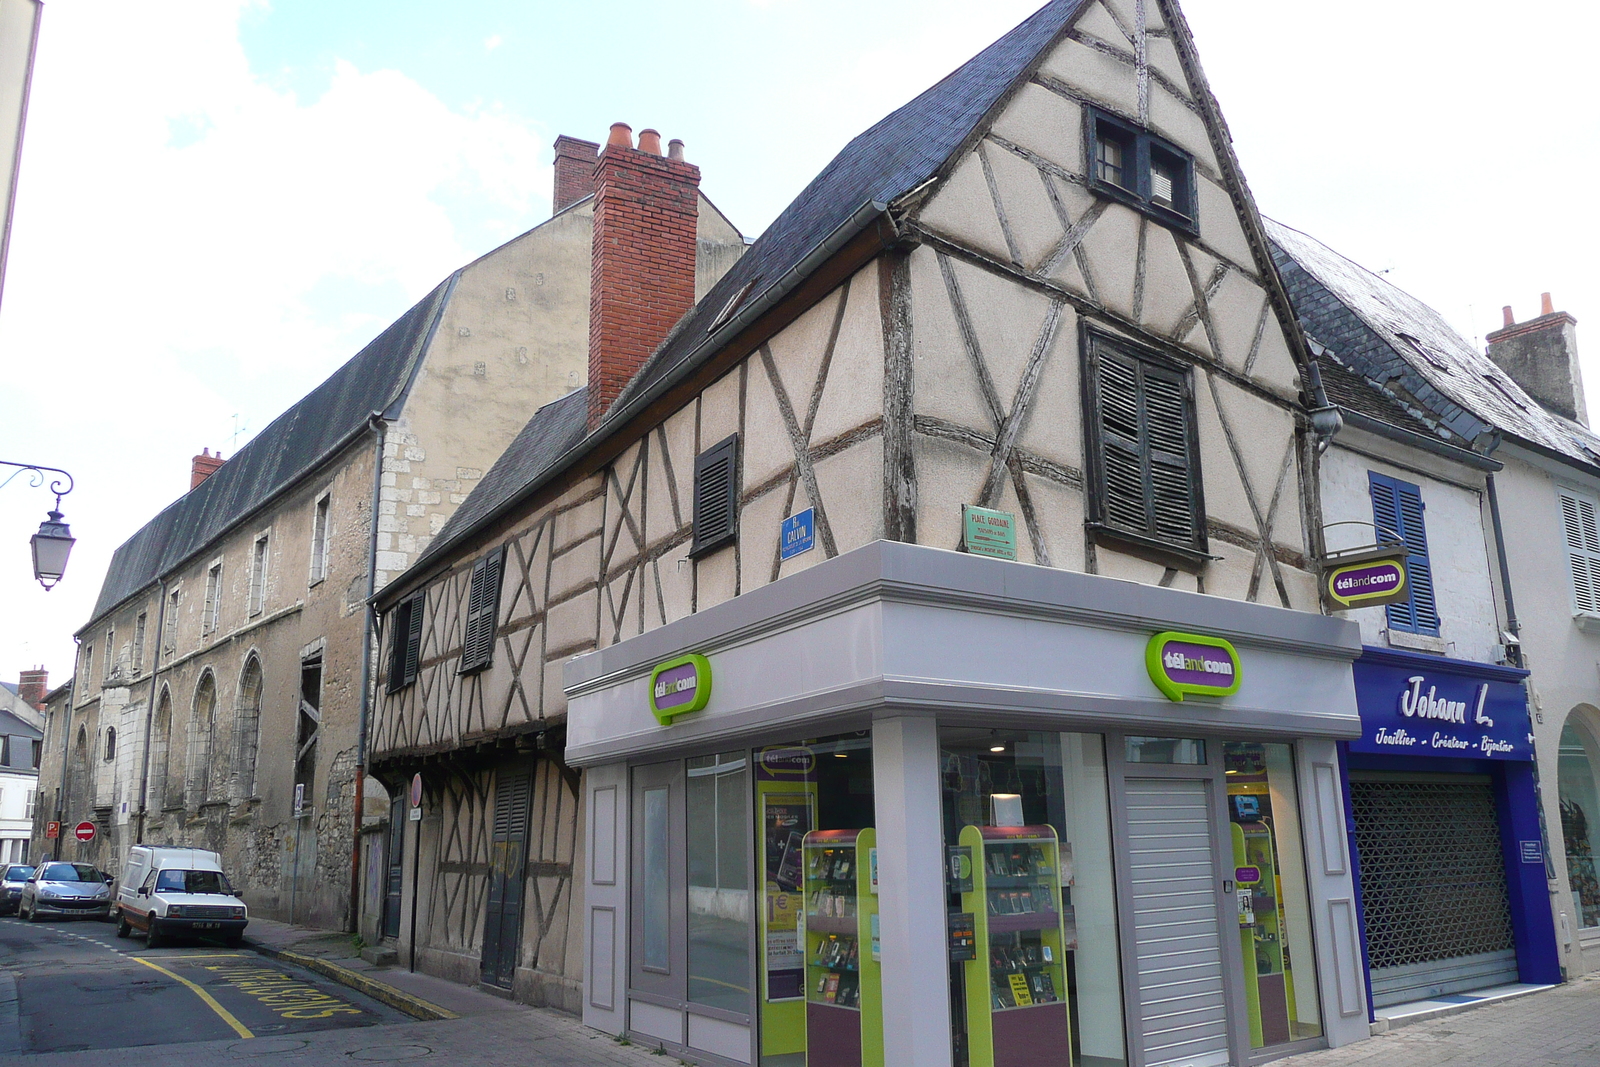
(649, 653, 712, 726)
(1146, 631, 1242, 702)
(1326, 557, 1408, 609)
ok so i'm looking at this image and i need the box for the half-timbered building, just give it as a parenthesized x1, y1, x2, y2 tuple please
(368, 0, 1377, 1062)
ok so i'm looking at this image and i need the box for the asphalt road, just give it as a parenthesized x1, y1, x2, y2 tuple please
(0, 914, 408, 1053)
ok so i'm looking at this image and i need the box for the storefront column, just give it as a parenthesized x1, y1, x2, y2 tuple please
(871, 715, 952, 1067)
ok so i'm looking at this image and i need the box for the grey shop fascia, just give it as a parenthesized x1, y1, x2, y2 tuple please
(565, 540, 1373, 1065)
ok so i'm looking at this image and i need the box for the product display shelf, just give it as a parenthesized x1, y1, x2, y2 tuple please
(959, 825, 1072, 1067)
(1231, 815, 1291, 1047)
(802, 828, 882, 1067)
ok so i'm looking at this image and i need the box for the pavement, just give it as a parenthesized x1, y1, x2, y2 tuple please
(1278, 972, 1600, 1067)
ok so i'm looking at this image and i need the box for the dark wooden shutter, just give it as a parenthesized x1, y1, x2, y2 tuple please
(403, 593, 424, 685)
(690, 433, 740, 558)
(460, 548, 504, 674)
(1370, 472, 1438, 636)
(1142, 363, 1197, 544)
(386, 599, 411, 693)
(1091, 334, 1202, 553)
(482, 771, 533, 988)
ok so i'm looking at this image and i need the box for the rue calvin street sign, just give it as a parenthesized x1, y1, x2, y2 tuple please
(962, 505, 1016, 561)
(780, 508, 815, 561)
(1322, 544, 1409, 609)
(650, 653, 712, 726)
(1146, 632, 1242, 702)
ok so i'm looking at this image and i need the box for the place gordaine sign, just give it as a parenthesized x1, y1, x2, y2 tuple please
(1350, 653, 1532, 761)
(1146, 632, 1241, 702)
(649, 653, 712, 726)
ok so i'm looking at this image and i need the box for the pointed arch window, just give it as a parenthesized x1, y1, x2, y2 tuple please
(188, 672, 218, 805)
(149, 686, 173, 812)
(1559, 717, 1600, 929)
(234, 656, 263, 800)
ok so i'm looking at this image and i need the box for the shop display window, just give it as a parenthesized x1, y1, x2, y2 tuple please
(1222, 742, 1322, 1048)
(688, 752, 751, 1012)
(940, 730, 1126, 1067)
(756, 733, 875, 1067)
(1557, 720, 1600, 928)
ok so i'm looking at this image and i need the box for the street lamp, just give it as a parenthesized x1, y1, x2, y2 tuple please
(1, 461, 76, 590)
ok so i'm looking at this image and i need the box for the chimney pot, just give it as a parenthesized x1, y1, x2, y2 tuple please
(1502, 306, 1515, 327)
(668, 138, 685, 161)
(638, 129, 662, 155)
(1543, 292, 1556, 316)
(607, 123, 633, 149)
(191, 448, 225, 490)
(1487, 299, 1587, 426)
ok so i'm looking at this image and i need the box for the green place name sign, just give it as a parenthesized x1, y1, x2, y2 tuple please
(649, 653, 712, 726)
(962, 505, 1017, 561)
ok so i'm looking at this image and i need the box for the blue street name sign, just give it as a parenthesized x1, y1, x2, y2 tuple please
(780, 508, 815, 561)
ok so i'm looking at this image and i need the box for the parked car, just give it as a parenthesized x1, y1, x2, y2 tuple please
(19, 862, 112, 921)
(0, 865, 33, 916)
(115, 846, 247, 948)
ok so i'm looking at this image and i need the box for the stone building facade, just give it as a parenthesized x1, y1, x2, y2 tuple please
(34, 163, 745, 929)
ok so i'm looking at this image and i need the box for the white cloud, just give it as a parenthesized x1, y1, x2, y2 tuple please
(484, 34, 503, 51)
(0, 0, 549, 685)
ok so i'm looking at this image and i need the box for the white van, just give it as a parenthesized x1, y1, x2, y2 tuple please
(115, 846, 248, 948)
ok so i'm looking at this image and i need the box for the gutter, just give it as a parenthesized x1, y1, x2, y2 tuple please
(1335, 408, 1503, 472)
(376, 199, 898, 610)
(51, 646, 77, 862)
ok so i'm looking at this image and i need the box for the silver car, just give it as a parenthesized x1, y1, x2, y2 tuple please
(0, 865, 33, 916)
(20, 862, 112, 921)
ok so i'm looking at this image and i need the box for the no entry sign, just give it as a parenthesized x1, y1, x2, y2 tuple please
(74, 821, 95, 842)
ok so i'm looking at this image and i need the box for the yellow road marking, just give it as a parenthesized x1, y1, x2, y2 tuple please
(130, 956, 254, 1039)
(167, 954, 249, 960)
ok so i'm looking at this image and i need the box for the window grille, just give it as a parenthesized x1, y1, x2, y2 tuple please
(310, 495, 331, 582)
(203, 562, 222, 634)
(250, 536, 269, 616)
(132, 613, 146, 677)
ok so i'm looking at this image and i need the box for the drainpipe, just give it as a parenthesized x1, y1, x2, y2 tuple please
(133, 578, 169, 845)
(52, 639, 78, 861)
(1484, 471, 1522, 667)
(350, 413, 387, 933)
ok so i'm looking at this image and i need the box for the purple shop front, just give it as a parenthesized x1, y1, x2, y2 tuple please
(1343, 646, 1560, 1008)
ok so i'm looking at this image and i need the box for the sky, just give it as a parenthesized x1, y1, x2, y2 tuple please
(0, 0, 1595, 687)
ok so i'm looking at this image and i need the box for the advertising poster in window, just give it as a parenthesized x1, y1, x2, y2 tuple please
(756, 744, 819, 1011)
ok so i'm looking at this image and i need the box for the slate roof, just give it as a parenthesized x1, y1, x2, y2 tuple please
(1314, 355, 1440, 440)
(1269, 219, 1600, 470)
(406, 0, 1088, 576)
(89, 274, 459, 622)
(418, 388, 589, 567)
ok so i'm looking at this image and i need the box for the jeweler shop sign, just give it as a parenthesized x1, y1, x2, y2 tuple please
(1350, 650, 1532, 761)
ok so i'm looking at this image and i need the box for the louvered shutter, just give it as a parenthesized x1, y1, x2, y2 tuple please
(691, 434, 740, 558)
(460, 548, 504, 673)
(1098, 351, 1149, 533)
(1091, 336, 1202, 551)
(1560, 490, 1600, 615)
(386, 598, 411, 693)
(1142, 363, 1197, 544)
(1370, 472, 1438, 636)
(403, 593, 424, 686)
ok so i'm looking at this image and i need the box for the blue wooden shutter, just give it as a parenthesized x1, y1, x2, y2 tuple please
(1369, 472, 1438, 636)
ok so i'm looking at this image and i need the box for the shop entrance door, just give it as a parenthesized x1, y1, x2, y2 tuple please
(1124, 776, 1232, 1067)
(481, 770, 533, 988)
(1348, 773, 1517, 1006)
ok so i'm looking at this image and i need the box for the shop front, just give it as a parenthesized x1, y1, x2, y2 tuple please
(568, 542, 1373, 1067)
(1343, 648, 1560, 1011)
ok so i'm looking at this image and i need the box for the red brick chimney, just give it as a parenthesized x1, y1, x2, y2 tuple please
(17, 668, 47, 709)
(191, 448, 224, 489)
(552, 134, 601, 216)
(1487, 293, 1587, 426)
(588, 122, 701, 431)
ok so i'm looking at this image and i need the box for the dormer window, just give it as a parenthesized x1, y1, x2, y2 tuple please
(1086, 106, 1197, 236)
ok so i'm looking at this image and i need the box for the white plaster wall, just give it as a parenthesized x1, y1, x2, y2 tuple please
(1493, 446, 1600, 976)
(1319, 439, 1499, 661)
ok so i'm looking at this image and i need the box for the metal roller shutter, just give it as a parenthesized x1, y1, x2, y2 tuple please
(1126, 778, 1231, 1067)
(1349, 775, 1518, 1006)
